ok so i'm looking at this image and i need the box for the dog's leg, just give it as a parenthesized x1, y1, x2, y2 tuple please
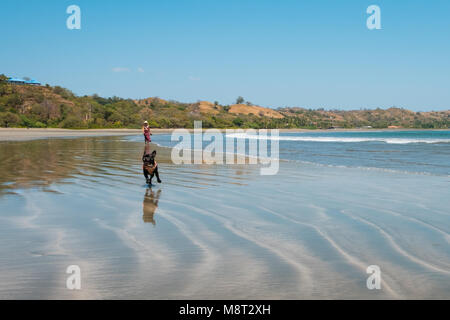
(143, 168, 150, 184)
(154, 167, 162, 183)
(149, 173, 154, 185)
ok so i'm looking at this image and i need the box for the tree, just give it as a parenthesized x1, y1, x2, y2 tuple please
(0, 112, 21, 127)
(6, 93, 23, 108)
(236, 96, 244, 104)
(0, 74, 8, 83)
(108, 111, 124, 124)
(233, 118, 244, 127)
(0, 74, 9, 96)
(60, 115, 85, 128)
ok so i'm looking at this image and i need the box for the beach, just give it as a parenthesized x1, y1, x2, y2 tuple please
(0, 131, 449, 299)
(0, 128, 179, 141)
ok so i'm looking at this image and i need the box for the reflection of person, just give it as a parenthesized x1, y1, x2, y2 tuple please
(143, 121, 152, 144)
(143, 189, 161, 225)
(142, 148, 162, 185)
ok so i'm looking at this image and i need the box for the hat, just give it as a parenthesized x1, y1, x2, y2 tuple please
(144, 121, 148, 124)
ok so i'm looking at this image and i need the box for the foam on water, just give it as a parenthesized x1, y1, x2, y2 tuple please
(226, 133, 450, 144)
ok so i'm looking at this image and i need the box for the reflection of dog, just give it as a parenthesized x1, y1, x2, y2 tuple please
(143, 150, 162, 185)
(143, 189, 161, 225)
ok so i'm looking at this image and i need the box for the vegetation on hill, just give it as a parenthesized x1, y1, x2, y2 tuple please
(0, 74, 448, 129)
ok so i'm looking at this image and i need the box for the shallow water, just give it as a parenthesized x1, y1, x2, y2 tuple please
(153, 130, 450, 176)
(0, 136, 449, 299)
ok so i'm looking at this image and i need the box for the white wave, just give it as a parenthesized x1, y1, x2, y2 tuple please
(225, 133, 450, 144)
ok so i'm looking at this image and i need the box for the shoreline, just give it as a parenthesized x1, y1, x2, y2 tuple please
(0, 127, 448, 142)
(0, 128, 148, 141)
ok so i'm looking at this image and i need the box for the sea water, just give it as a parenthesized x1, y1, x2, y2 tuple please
(151, 130, 450, 176)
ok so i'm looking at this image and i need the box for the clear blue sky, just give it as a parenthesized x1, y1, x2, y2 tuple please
(1, 0, 449, 111)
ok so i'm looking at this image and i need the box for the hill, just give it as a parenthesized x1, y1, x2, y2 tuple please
(279, 107, 450, 129)
(191, 101, 221, 115)
(228, 104, 284, 119)
(0, 75, 448, 129)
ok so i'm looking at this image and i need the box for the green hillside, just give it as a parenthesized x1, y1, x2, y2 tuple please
(0, 75, 448, 129)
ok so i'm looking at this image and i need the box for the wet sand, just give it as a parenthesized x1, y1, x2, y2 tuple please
(0, 128, 177, 141)
(0, 136, 449, 299)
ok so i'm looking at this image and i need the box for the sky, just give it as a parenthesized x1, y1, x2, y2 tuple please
(1, 0, 449, 111)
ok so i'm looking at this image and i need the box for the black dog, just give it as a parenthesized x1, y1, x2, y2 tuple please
(143, 150, 162, 185)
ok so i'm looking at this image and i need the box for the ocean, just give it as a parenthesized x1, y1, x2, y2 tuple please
(152, 130, 450, 176)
